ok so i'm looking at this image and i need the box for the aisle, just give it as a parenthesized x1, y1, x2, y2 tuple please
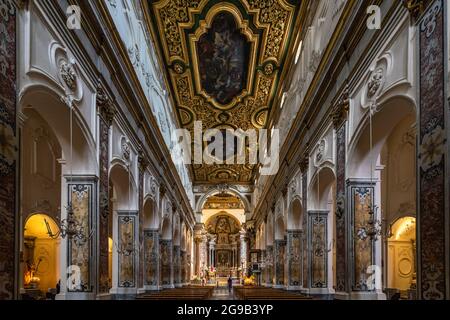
(209, 287, 237, 300)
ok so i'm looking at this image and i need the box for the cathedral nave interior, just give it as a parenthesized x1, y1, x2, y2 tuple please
(0, 0, 449, 301)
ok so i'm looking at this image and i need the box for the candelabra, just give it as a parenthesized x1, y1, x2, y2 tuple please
(45, 204, 92, 247)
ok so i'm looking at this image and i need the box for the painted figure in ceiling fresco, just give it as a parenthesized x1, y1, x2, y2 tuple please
(197, 12, 250, 105)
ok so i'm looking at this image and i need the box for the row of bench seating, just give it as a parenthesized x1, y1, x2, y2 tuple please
(136, 286, 214, 300)
(234, 286, 312, 300)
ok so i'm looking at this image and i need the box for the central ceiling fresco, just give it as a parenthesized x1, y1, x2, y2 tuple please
(147, 0, 302, 184)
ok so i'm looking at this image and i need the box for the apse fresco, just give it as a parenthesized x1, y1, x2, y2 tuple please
(197, 12, 250, 105)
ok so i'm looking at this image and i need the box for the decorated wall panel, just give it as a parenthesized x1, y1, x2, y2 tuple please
(144, 230, 159, 286)
(348, 183, 374, 291)
(67, 181, 96, 292)
(266, 245, 273, 285)
(287, 231, 302, 287)
(160, 239, 173, 285)
(274, 240, 286, 286)
(173, 245, 181, 285)
(308, 211, 328, 288)
(117, 213, 137, 288)
(180, 250, 187, 283)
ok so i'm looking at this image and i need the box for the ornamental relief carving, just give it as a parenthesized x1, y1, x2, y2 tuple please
(59, 59, 78, 91)
(361, 55, 390, 109)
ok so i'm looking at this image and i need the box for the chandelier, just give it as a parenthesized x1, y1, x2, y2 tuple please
(356, 101, 393, 242)
(356, 204, 382, 241)
(45, 203, 92, 247)
(45, 91, 93, 247)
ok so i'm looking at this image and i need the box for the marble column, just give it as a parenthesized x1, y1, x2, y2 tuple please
(97, 86, 115, 297)
(300, 157, 309, 290)
(0, 1, 17, 300)
(137, 153, 147, 294)
(332, 88, 350, 299)
(240, 231, 248, 277)
(209, 240, 216, 268)
(197, 235, 208, 277)
(416, 0, 450, 300)
(194, 237, 201, 276)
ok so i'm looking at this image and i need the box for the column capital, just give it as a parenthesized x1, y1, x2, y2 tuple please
(138, 148, 148, 173)
(97, 85, 116, 126)
(332, 83, 349, 129)
(403, 0, 425, 20)
(299, 155, 309, 173)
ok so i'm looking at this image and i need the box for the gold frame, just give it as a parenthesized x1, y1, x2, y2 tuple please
(189, 3, 258, 110)
(147, 0, 301, 184)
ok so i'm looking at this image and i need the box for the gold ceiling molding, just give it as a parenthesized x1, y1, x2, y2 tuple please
(148, 0, 301, 184)
(189, 4, 258, 110)
(204, 195, 245, 210)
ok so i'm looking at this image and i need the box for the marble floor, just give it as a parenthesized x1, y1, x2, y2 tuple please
(210, 287, 236, 300)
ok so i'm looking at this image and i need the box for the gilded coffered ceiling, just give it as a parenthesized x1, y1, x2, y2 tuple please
(146, 0, 302, 184)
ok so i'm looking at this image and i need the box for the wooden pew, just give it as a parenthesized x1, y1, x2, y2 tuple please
(234, 286, 312, 300)
(136, 286, 214, 300)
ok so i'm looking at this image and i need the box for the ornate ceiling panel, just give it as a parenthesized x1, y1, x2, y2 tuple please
(204, 194, 244, 209)
(147, 0, 302, 184)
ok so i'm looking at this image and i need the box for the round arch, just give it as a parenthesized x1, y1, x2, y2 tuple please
(143, 197, 158, 230)
(347, 96, 416, 178)
(109, 163, 138, 211)
(287, 197, 303, 230)
(161, 216, 172, 240)
(275, 215, 285, 240)
(195, 186, 251, 214)
(19, 85, 97, 174)
(309, 166, 336, 211)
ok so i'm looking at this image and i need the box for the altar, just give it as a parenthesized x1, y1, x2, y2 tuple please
(202, 214, 243, 281)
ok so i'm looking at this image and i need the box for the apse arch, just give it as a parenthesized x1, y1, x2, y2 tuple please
(195, 186, 250, 214)
(204, 211, 241, 232)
